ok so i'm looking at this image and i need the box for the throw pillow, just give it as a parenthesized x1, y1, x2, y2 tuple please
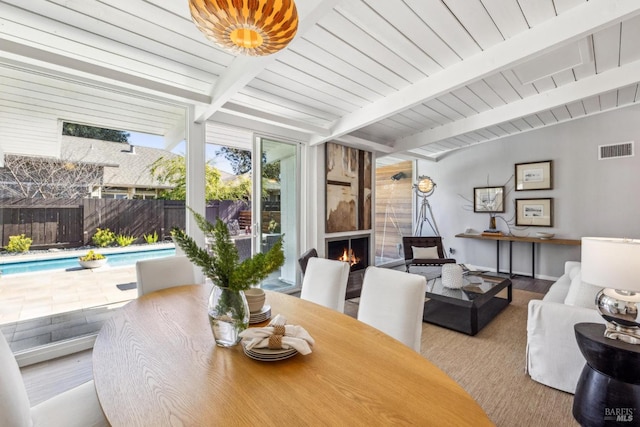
(412, 246, 439, 259)
(564, 272, 604, 309)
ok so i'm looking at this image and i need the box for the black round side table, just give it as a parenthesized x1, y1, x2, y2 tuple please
(573, 323, 640, 426)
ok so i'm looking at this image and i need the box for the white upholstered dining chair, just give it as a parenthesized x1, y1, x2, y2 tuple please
(0, 333, 108, 427)
(300, 257, 350, 312)
(357, 266, 427, 352)
(136, 255, 197, 297)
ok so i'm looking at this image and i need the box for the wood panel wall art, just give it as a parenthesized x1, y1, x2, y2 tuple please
(325, 142, 372, 233)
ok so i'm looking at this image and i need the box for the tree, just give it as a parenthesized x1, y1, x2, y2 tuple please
(0, 154, 102, 198)
(62, 122, 130, 143)
(150, 156, 251, 201)
(216, 147, 280, 181)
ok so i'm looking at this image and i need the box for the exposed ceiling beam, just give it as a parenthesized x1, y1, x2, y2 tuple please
(219, 103, 331, 136)
(0, 40, 210, 105)
(194, 0, 343, 124)
(309, 0, 640, 145)
(393, 58, 640, 152)
(333, 134, 394, 154)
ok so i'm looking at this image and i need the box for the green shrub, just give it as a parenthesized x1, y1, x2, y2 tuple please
(5, 234, 33, 252)
(143, 231, 159, 244)
(92, 228, 115, 247)
(115, 234, 136, 247)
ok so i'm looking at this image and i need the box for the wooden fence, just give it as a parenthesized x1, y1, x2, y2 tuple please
(0, 198, 186, 248)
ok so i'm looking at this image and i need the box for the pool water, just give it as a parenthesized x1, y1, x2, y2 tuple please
(0, 248, 176, 276)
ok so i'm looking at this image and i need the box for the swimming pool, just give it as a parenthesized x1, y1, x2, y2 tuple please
(0, 247, 176, 276)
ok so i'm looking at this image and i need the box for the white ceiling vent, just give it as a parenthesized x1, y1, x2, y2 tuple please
(598, 141, 634, 160)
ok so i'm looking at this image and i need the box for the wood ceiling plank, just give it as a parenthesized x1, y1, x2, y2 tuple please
(566, 101, 587, 118)
(467, 80, 506, 109)
(277, 52, 381, 103)
(303, 26, 409, 90)
(480, 0, 529, 39)
(400, 109, 439, 129)
(533, 110, 557, 125)
(497, 122, 520, 134)
(620, 15, 640, 65)
(501, 70, 539, 98)
(230, 92, 333, 127)
(483, 73, 522, 103)
(485, 125, 509, 137)
(554, 0, 588, 14)
(402, 108, 442, 129)
(616, 85, 637, 105)
(404, 0, 481, 59)
(256, 70, 355, 113)
(337, 1, 445, 73)
(318, 11, 425, 83)
(388, 113, 424, 131)
(290, 39, 396, 96)
(451, 87, 491, 113)
(266, 61, 368, 109)
(582, 95, 601, 114)
(593, 24, 621, 73)
(246, 79, 344, 119)
(532, 77, 557, 93)
(551, 69, 577, 87)
(415, 104, 453, 126)
(518, 0, 557, 28)
(436, 93, 479, 117)
(358, 0, 459, 69)
(598, 90, 618, 110)
(522, 114, 545, 128)
(510, 118, 533, 131)
(424, 99, 466, 121)
(550, 106, 572, 121)
(442, 0, 504, 49)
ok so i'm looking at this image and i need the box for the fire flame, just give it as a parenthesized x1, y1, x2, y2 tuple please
(339, 248, 359, 266)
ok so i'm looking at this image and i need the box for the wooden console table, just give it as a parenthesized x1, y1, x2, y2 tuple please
(455, 233, 581, 278)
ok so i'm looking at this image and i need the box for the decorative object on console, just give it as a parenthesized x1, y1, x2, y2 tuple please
(188, 0, 298, 57)
(581, 237, 640, 344)
(172, 208, 284, 347)
(413, 175, 441, 236)
(442, 264, 464, 289)
(515, 160, 553, 190)
(515, 198, 553, 227)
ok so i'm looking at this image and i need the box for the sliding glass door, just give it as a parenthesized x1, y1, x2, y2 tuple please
(253, 138, 299, 292)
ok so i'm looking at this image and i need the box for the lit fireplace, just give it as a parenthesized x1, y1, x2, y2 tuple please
(327, 236, 369, 272)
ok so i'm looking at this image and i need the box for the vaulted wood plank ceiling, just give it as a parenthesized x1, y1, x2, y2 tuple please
(1, 0, 639, 161)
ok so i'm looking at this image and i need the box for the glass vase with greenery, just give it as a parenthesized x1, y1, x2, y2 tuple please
(172, 209, 284, 347)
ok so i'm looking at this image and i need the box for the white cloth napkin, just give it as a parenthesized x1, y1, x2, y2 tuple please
(239, 314, 315, 355)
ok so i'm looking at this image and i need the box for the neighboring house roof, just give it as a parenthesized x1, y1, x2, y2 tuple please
(61, 136, 180, 189)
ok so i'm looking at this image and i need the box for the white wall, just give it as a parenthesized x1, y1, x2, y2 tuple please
(418, 106, 640, 279)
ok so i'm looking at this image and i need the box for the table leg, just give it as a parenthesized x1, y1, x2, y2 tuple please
(509, 241, 513, 277)
(496, 241, 500, 274)
(531, 242, 535, 279)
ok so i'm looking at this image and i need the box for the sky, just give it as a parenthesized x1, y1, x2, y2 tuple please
(127, 131, 235, 175)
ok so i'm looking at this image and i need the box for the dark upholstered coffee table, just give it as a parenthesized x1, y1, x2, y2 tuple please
(423, 273, 512, 335)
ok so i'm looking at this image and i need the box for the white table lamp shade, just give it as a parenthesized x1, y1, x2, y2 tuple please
(581, 237, 640, 292)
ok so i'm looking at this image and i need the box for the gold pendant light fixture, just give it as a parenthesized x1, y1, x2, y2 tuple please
(188, 0, 299, 56)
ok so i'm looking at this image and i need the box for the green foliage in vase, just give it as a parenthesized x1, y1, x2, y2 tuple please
(5, 234, 33, 252)
(171, 208, 285, 292)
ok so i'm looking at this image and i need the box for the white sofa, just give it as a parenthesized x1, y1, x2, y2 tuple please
(526, 261, 606, 394)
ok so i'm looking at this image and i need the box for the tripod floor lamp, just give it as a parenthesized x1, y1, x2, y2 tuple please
(413, 176, 441, 237)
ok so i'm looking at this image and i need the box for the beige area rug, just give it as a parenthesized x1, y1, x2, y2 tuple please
(420, 290, 578, 427)
(345, 290, 578, 426)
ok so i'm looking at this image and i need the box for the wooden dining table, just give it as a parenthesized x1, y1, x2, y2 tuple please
(92, 285, 493, 426)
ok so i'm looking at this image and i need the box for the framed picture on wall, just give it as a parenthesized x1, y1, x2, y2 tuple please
(473, 186, 505, 212)
(515, 198, 553, 227)
(515, 160, 553, 190)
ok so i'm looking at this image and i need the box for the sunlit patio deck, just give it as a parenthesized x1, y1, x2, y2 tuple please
(0, 245, 295, 352)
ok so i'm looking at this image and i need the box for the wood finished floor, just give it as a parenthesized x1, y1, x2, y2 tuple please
(20, 275, 552, 406)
